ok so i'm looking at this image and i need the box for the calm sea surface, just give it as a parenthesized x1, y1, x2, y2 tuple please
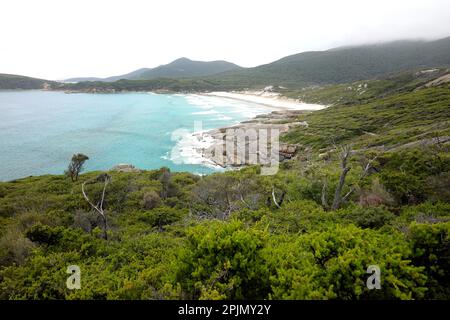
(0, 90, 270, 181)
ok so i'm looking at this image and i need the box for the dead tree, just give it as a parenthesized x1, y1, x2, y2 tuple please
(340, 153, 379, 204)
(272, 186, 286, 209)
(159, 167, 171, 199)
(191, 175, 238, 220)
(321, 179, 328, 209)
(236, 178, 263, 210)
(81, 173, 111, 239)
(331, 145, 352, 210)
(329, 145, 379, 210)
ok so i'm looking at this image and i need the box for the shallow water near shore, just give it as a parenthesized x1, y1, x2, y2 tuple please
(0, 90, 275, 181)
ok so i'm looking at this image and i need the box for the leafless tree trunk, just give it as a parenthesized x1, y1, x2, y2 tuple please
(82, 173, 111, 240)
(272, 186, 286, 209)
(341, 153, 378, 203)
(321, 179, 328, 209)
(330, 145, 379, 210)
(331, 145, 352, 210)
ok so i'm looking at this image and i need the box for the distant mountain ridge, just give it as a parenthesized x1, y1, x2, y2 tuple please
(2, 36, 450, 90)
(64, 58, 242, 83)
(207, 37, 450, 87)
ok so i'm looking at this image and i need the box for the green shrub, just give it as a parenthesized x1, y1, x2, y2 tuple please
(407, 221, 450, 299)
(399, 202, 450, 223)
(25, 224, 62, 245)
(339, 206, 396, 229)
(138, 206, 187, 231)
(0, 251, 81, 299)
(231, 208, 270, 223)
(267, 225, 427, 299)
(378, 149, 450, 204)
(261, 200, 334, 234)
(176, 220, 270, 299)
(424, 172, 450, 202)
(0, 228, 36, 266)
(141, 190, 161, 210)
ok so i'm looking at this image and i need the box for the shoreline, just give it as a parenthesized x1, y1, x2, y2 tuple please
(0, 89, 325, 179)
(60, 88, 327, 112)
(202, 90, 326, 111)
(184, 91, 326, 169)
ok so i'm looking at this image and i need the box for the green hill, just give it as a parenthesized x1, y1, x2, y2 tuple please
(0, 74, 55, 90)
(8, 37, 450, 92)
(208, 37, 450, 88)
(131, 58, 241, 80)
(62, 76, 104, 83)
(58, 37, 450, 92)
(64, 58, 241, 83)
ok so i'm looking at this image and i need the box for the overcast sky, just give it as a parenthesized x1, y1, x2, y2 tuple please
(1, 0, 450, 80)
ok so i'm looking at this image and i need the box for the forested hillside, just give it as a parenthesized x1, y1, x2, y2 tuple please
(64, 58, 241, 83)
(55, 38, 450, 93)
(0, 74, 55, 90)
(1, 74, 449, 300)
(208, 37, 450, 88)
(4, 38, 450, 92)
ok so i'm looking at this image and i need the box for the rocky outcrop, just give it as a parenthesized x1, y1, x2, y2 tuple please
(423, 73, 450, 87)
(279, 143, 298, 160)
(65, 88, 117, 94)
(110, 164, 141, 173)
(200, 110, 308, 168)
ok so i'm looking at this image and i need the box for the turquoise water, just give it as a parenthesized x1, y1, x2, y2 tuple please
(0, 90, 269, 181)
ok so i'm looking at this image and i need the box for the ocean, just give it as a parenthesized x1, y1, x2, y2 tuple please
(0, 90, 272, 181)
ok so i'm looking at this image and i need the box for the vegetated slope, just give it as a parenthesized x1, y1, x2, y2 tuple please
(283, 82, 450, 152)
(5, 37, 450, 91)
(131, 58, 241, 80)
(283, 70, 450, 149)
(65, 69, 151, 83)
(0, 73, 55, 90)
(104, 68, 152, 82)
(61, 77, 243, 93)
(280, 67, 450, 105)
(59, 37, 450, 92)
(209, 37, 450, 88)
(0, 73, 449, 300)
(64, 58, 241, 83)
(62, 76, 104, 83)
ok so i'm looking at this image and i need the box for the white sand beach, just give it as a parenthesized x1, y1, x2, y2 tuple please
(170, 90, 327, 170)
(203, 91, 326, 111)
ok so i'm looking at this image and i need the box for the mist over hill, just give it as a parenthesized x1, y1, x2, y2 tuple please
(206, 37, 450, 88)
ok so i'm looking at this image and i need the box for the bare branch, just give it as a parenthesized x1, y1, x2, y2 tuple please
(321, 179, 328, 208)
(272, 186, 286, 209)
(331, 144, 352, 210)
(81, 173, 111, 239)
(81, 180, 102, 215)
(342, 154, 379, 202)
(272, 187, 281, 209)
